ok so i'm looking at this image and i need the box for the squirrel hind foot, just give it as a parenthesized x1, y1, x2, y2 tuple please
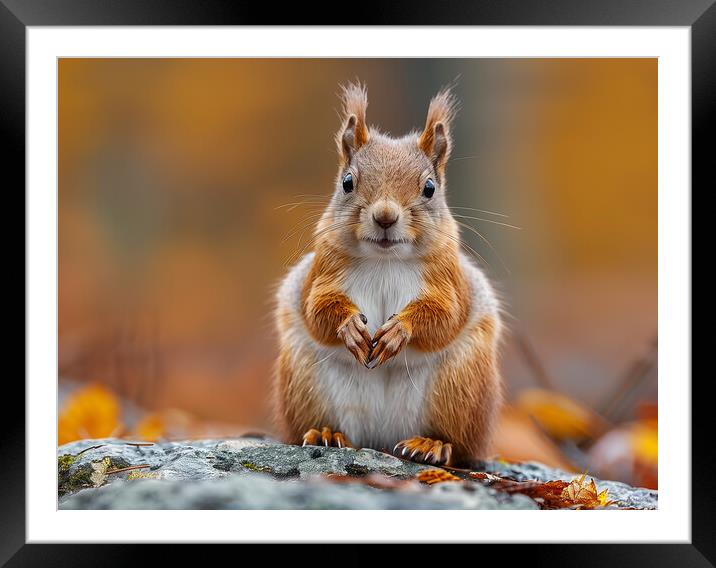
(394, 437, 453, 466)
(302, 427, 353, 449)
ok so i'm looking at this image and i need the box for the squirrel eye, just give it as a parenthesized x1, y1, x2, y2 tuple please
(342, 172, 354, 193)
(422, 178, 436, 198)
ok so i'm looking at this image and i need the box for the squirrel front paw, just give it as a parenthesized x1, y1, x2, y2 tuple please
(337, 312, 373, 366)
(369, 314, 411, 368)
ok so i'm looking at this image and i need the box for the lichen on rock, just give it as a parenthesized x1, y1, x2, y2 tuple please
(56, 437, 657, 510)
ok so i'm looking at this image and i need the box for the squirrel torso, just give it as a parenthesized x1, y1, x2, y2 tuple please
(272, 83, 503, 465)
(276, 248, 501, 455)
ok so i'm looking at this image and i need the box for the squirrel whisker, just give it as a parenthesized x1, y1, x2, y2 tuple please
(309, 352, 334, 369)
(451, 213, 521, 231)
(447, 205, 510, 218)
(275, 200, 331, 211)
(404, 350, 422, 396)
(453, 220, 511, 276)
(281, 211, 360, 244)
(412, 218, 491, 269)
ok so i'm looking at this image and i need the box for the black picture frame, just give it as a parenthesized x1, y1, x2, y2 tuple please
(6, 0, 711, 562)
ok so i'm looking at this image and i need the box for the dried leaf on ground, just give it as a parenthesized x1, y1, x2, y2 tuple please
(127, 470, 161, 480)
(561, 472, 615, 508)
(89, 457, 111, 488)
(468, 471, 503, 482)
(494, 479, 571, 509)
(416, 469, 462, 485)
(487, 472, 615, 509)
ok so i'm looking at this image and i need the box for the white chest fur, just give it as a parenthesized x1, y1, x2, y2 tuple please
(313, 257, 439, 449)
(342, 258, 423, 336)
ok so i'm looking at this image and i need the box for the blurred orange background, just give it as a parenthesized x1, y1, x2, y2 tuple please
(58, 59, 657, 488)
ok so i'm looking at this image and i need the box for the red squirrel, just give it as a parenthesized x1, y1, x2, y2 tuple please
(274, 83, 502, 466)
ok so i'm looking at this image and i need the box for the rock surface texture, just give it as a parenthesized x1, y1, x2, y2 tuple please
(58, 438, 657, 510)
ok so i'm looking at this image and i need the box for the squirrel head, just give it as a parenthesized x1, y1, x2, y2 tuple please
(320, 82, 460, 260)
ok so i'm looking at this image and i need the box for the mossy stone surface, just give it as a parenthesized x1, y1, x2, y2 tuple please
(56, 438, 657, 510)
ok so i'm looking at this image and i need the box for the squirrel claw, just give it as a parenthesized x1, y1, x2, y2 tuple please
(302, 427, 353, 449)
(370, 317, 410, 367)
(337, 313, 373, 367)
(393, 437, 452, 466)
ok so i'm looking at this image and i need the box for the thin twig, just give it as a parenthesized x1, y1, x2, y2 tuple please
(106, 464, 151, 475)
(75, 444, 105, 457)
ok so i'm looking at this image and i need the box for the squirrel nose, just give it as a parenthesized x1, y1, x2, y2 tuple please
(373, 211, 399, 230)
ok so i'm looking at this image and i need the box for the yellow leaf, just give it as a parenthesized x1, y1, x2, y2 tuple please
(133, 413, 166, 442)
(516, 389, 607, 442)
(560, 472, 615, 509)
(597, 489, 611, 506)
(630, 421, 658, 465)
(58, 385, 123, 445)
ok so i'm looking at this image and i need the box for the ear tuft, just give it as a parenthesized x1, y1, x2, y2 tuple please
(418, 87, 459, 171)
(336, 82, 369, 165)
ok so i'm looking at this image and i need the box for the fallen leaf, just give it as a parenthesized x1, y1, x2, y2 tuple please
(493, 479, 571, 509)
(58, 385, 123, 445)
(560, 473, 615, 509)
(487, 473, 616, 509)
(416, 469, 462, 485)
(515, 388, 608, 442)
(134, 413, 165, 442)
(468, 471, 503, 482)
(89, 457, 111, 488)
(127, 470, 161, 480)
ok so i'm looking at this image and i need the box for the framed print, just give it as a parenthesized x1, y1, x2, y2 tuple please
(6, 0, 712, 562)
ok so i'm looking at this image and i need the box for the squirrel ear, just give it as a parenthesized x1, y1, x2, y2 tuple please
(418, 88, 458, 172)
(337, 82, 369, 165)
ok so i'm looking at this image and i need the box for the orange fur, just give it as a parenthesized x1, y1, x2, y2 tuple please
(397, 244, 471, 352)
(274, 312, 331, 444)
(425, 316, 502, 462)
(300, 246, 358, 346)
(418, 87, 458, 175)
(337, 82, 370, 165)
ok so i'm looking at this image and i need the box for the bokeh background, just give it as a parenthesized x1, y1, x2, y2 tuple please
(58, 58, 657, 488)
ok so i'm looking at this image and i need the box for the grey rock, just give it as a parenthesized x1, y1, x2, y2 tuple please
(57, 438, 656, 510)
(61, 473, 538, 510)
